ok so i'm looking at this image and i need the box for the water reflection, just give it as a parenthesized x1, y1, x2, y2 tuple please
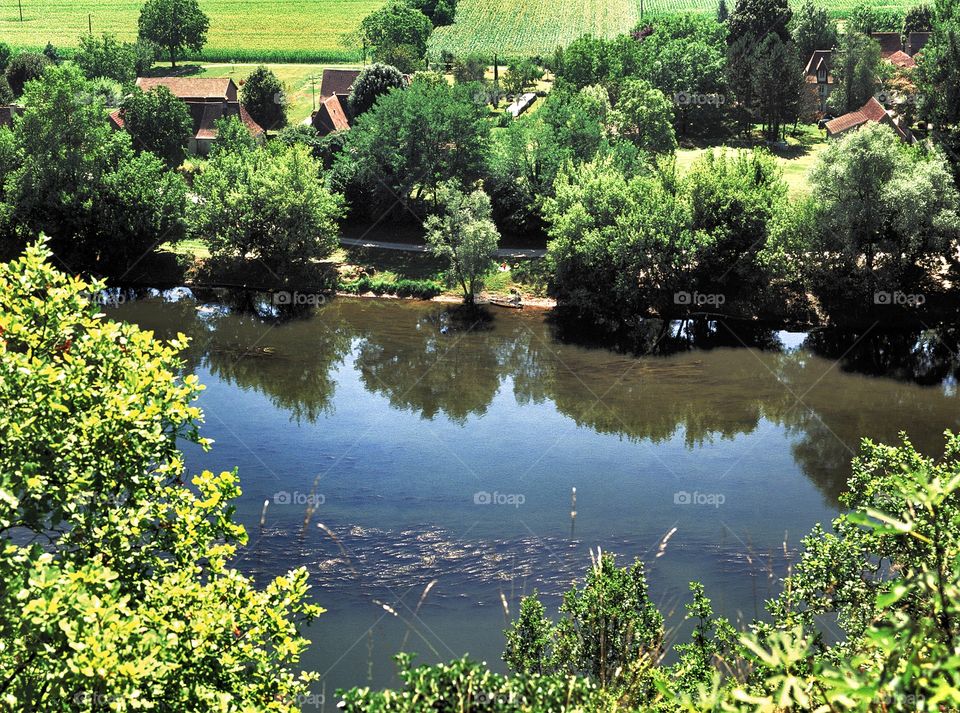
(111, 289, 960, 507)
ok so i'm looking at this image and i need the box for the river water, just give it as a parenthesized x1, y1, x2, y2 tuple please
(107, 288, 960, 704)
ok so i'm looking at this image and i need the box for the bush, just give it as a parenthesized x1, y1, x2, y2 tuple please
(5, 51, 52, 96)
(74, 33, 138, 84)
(240, 64, 287, 130)
(339, 276, 442, 299)
(0, 243, 322, 710)
(348, 62, 406, 116)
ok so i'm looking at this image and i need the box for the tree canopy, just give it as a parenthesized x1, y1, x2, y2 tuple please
(138, 0, 210, 67)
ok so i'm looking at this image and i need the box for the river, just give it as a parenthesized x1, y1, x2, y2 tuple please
(106, 287, 960, 705)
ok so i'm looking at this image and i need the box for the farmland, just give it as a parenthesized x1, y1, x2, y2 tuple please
(0, 0, 380, 62)
(428, 0, 913, 59)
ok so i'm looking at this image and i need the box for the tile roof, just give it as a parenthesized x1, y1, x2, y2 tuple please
(888, 50, 917, 68)
(312, 94, 350, 135)
(319, 68, 361, 98)
(825, 109, 869, 136)
(108, 108, 124, 130)
(870, 32, 903, 58)
(804, 50, 832, 76)
(825, 96, 913, 142)
(136, 77, 237, 101)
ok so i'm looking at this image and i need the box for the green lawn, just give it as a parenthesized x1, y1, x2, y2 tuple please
(676, 125, 828, 197)
(190, 62, 363, 124)
(1, 0, 381, 62)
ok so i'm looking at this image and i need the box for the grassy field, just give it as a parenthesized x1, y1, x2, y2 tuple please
(675, 125, 828, 197)
(0, 0, 380, 62)
(428, 0, 912, 59)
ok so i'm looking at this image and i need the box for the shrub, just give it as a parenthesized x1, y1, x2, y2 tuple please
(340, 276, 443, 299)
(240, 64, 287, 130)
(5, 51, 52, 96)
(348, 62, 406, 116)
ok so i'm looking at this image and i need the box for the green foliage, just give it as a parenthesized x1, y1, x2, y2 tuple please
(339, 275, 443, 298)
(339, 654, 604, 711)
(610, 78, 677, 153)
(74, 33, 138, 84)
(0, 43, 11, 73)
(121, 85, 193, 168)
(333, 78, 489, 219)
(798, 123, 960, 308)
(241, 65, 287, 131)
(360, 0, 433, 70)
(424, 181, 501, 304)
(791, 0, 839, 62)
(348, 62, 406, 116)
(848, 1, 906, 33)
(192, 130, 345, 270)
(2, 64, 187, 273)
(830, 30, 885, 113)
(409, 0, 458, 26)
(0, 243, 323, 710)
(5, 52, 52, 97)
(502, 58, 541, 96)
(917, 0, 960, 146)
(453, 53, 487, 83)
(138, 0, 210, 67)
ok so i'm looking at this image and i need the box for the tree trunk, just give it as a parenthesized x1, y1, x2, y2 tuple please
(170, 46, 176, 68)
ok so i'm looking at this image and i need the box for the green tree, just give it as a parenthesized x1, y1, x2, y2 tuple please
(830, 30, 884, 113)
(904, 2, 934, 32)
(751, 33, 805, 140)
(503, 58, 541, 97)
(916, 0, 960, 173)
(408, 0, 457, 25)
(718, 0, 730, 22)
(121, 85, 193, 168)
(0, 42, 11, 72)
(240, 65, 287, 130)
(192, 131, 345, 270)
(610, 78, 677, 152)
(333, 78, 489, 219)
(424, 182, 500, 304)
(138, 0, 210, 67)
(348, 62, 406, 116)
(74, 33, 138, 84)
(3, 65, 187, 273)
(0, 243, 322, 711)
(791, 0, 839, 61)
(359, 0, 433, 70)
(5, 52, 51, 97)
(802, 123, 960, 306)
(452, 54, 486, 83)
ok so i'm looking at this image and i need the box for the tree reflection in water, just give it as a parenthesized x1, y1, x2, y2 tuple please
(110, 290, 960, 505)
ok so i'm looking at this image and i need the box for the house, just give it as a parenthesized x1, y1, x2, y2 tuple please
(907, 31, 931, 56)
(126, 77, 265, 155)
(887, 50, 917, 69)
(308, 68, 362, 136)
(319, 68, 361, 110)
(804, 50, 833, 114)
(0, 105, 24, 129)
(870, 32, 904, 59)
(312, 94, 351, 136)
(825, 96, 914, 142)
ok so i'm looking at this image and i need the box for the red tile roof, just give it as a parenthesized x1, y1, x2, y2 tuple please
(312, 94, 350, 135)
(825, 96, 913, 142)
(136, 77, 238, 101)
(888, 50, 916, 68)
(319, 68, 360, 98)
(108, 108, 124, 130)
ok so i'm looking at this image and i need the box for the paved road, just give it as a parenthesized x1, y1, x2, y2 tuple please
(340, 237, 546, 258)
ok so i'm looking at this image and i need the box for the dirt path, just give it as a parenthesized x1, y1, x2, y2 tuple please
(340, 237, 546, 259)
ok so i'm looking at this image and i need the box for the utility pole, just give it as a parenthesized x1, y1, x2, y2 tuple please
(311, 76, 316, 112)
(19, 0, 24, 23)
(89, 14, 93, 35)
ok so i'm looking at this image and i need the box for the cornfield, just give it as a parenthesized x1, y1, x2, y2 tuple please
(0, 0, 379, 62)
(428, 0, 916, 59)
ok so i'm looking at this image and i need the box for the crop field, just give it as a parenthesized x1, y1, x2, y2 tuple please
(428, 0, 913, 59)
(0, 0, 381, 62)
